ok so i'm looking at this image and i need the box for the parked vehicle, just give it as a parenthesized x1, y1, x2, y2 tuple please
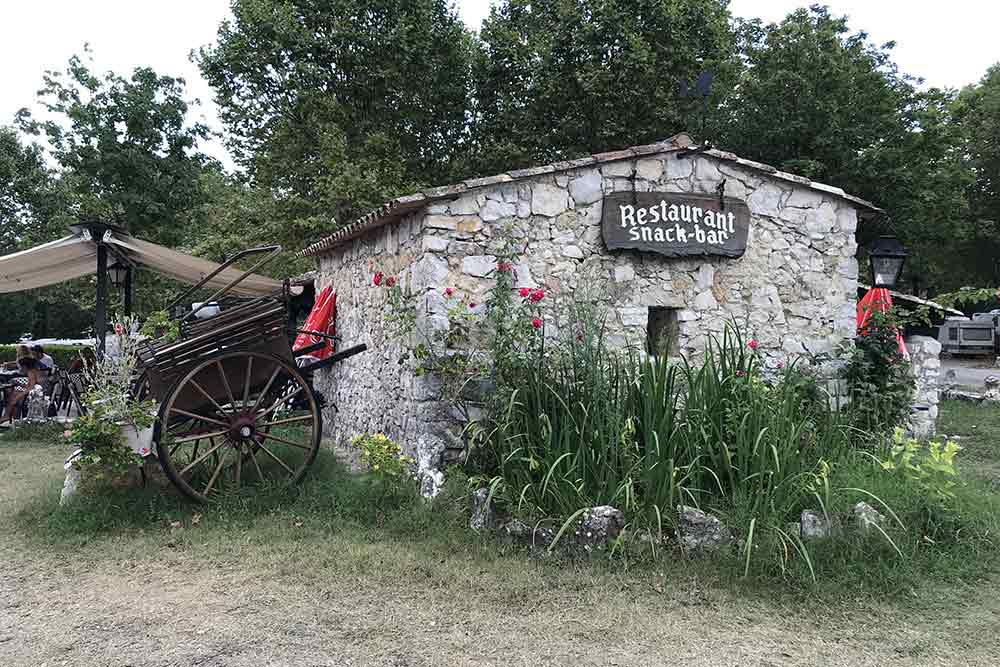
(937, 310, 1000, 356)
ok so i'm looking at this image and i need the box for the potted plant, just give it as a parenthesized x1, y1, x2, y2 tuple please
(61, 317, 158, 504)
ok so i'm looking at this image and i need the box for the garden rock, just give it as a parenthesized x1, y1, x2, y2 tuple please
(676, 505, 733, 553)
(984, 375, 1000, 389)
(800, 510, 836, 540)
(852, 501, 886, 532)
(502, 519, 555, 548)
(572, 506, 625, 551)
(469, 488, 494, 532)
(414, 436, 445, 498)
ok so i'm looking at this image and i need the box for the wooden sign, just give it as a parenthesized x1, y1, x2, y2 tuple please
(601, 192, 750, 258)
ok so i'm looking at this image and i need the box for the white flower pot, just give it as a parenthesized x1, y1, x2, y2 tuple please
(121, 422, 155, 459)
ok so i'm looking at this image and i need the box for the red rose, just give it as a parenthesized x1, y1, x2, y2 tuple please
(518, 287, 531, 298)
(531, 318, 543, 330)
(114, 323, 124, 336)
(444, 287, 455, 297)
(529, 289, 545, 303)
(373, 272, 383, 286)
(386, 276, 397, 288)
(497, 262, 513, 273)
(748, 339, 759, 350)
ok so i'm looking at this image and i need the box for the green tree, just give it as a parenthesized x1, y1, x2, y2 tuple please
(0, 127, 63, 253)
(719, 6, 980, 293)
(197, 0, 475, 239)
(470, 0, 737, 173)
(16, 51, 212, 246)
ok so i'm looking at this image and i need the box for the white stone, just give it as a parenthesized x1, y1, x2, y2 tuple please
(422, 236, 450, 253)
(635, 158, 663, 181)
(748, 183, 784, 217)
(693, 290, 718, 311)
(531, 183, 569, 217)
(619, 307, 647, 328)
(412, 253, 450, 291)
(568, 170, 603, 205)
(424, 215, 458, 230)
(601, 161, 633, 177)
(836, 207, 858, 234)
(785, 187, 823, 209)
(562, 245, 584, 259)
(614, 265, 635, 283)
(481, 199, 516, 222)
(695, 264, 715, 290)
(450, 194, 480, 215)
(512, 263, 538, 289)
(462, 255, 498, 278)
(664, 155, 693, 180)
(579, 202, 602, 226)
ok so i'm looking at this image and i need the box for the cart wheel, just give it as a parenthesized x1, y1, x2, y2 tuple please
(155, 351, 322, 503)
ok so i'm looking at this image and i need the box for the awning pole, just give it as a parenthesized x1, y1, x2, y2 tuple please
(96, 242, 107, 359)
(124, 266, 133, 317)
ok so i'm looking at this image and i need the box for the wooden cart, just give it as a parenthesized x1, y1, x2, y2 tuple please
(137, 246, 363, 502)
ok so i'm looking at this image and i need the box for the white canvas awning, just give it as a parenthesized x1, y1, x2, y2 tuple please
(0, 231, 283, 296)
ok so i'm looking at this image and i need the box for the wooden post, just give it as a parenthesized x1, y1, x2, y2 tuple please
(124, 265, 134, 317)
(95, 242, 108, 359)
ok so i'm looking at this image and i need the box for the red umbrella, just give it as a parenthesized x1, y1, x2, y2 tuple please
(294, 286, 337, 360)
(857, 287, 908, 358)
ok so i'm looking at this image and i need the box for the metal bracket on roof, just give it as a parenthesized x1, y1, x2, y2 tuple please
(716, 180, 727, 210)
(677, 142, 712, 159)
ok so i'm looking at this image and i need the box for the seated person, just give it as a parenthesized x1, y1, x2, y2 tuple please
(33, 345, 55, 370)
(2, 345, 43, 423)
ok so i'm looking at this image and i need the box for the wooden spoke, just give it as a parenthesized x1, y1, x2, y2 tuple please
(170, 429, 230, 445)
(247, 443, 266, 481)
(257, 431, 312, 451)
(259, 414, 315, 428)
(242, 356, 253, 409)
(217, 361, 237, 410)
(169, 408, 230, 429)
(250, 365, 282, 414)
(189, 378, 232, 418)
(255, 441, 296, 476)
(203, 447, 230, 496)
(180, 438, 229, 477)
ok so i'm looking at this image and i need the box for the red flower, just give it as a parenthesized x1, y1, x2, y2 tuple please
(735, 370, 745, 377)
(114, 323, 124, 336)
(531, 318, 543, 330)
(386, 276, 397, 288)
(529, 289, 545, 303)
(497, 262, 513, 273)
(444, 287, 455, 297)
(776, 360, 785, 370)
(518, 287, 531, 298)
(748, 339, 759, 350)
(469, 303, 477, 309)
(373, 272, 383, 286)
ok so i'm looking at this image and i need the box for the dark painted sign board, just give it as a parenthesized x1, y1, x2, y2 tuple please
(601, 192, 750, 258)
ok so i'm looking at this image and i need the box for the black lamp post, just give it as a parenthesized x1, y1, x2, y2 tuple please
(869, 236, 907, 289)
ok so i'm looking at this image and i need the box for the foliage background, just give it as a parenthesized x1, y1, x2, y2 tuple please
(2, 1, 999, 340)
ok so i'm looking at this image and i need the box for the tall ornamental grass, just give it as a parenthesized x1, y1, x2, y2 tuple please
(479, 322, 881, 577)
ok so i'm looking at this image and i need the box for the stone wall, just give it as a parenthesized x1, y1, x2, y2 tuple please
(316, 149, 862, 461)
(905, 335, 942, 439)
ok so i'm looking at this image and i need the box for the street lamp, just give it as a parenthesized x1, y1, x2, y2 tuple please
(108, 260, 129, 289)
(869, 236, 906, 289)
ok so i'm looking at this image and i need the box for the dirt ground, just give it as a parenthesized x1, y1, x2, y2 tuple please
(2, 442, 999, 667)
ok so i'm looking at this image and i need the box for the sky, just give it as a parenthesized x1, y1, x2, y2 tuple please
(2, 0, 998, 167)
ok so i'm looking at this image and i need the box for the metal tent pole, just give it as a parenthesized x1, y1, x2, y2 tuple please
(95, 242, 108, 359)
(123, 265, 133, 317)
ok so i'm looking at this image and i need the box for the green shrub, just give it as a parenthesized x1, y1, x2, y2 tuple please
(881, 428, 962, 504)
(350, 433, 416, 482)
(842, 310, 914, 438)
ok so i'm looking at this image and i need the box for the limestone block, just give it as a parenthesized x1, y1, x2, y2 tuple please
(805, 202, 837, 240)
(424, 215, 459, 231)
(450, 194, 481, 215)
(531, 183, 570, 217)
(580, 202, 602, 226)
(462, 255, 498, 278)
(480, 199, 516, 222)
(619, 306, 648, 328)
(693, 290, 718, 311)
(614, 265, 635, 283)
(562, 245, 585, 260)
(664, 154, 693, 180)
(836, 206, 859, 234)
(412, 253, 450, 291)
(513, 263, 538, 289)
(695, 263, 715, 290)
(601, 160, 634, 177)
(747, 182, 784, 217)
(636, 158, 664, 181)
(568, 169, 603, 205)
(785, 187, 824, 209)
(694, 158, 722, 183)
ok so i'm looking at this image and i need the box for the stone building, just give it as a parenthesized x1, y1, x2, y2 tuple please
(301, 132, 880, 465)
